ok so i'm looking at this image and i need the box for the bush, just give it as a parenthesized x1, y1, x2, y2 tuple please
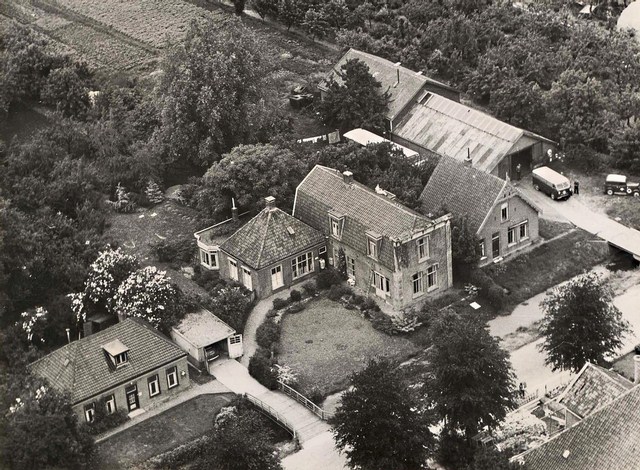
(272, 297, 289, 311)
(328, 284, 353, 301)
(248, 349, 278, 389)
(316, 268, 342, 290)
(256, 318, 281, 350)
(308, 387, 325, 406)
(486, 285, 505, 311)
(149, 435, 211, 469)
(370, 310, 395, 335)
(151, 238, 195, 264)
(193, 266, 227, 293)
(84, 398, 129, 435)
(361, 297, 381, 313)
(301, 282, 317, 297)
(289, 289, 302, 302)
(287, 302, 305, 314)
(351, 294, 366, 306)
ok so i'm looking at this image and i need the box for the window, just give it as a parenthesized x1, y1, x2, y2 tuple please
(166, 366, 179, 389)
(84, 404, 95, 423)
(200, 249, 218, 269)
(417, 237, 429, 260)
(292, 252, 313, 279)
(427, 265, 438, 289)
(501, 202, 509, 222)
(366, 232, 382, 260)
(228, 259, 238, 281)
(319, 246, 327, 255)
(331, 219, 340, 237)
(347, 256, 356, 279)
(114, 351, 128, 367)
(519, 221, 529, 240)
(105, 395, 116, 414)
(479, 241, 486, 258)
(372, 271, 390, 294)
(148, 374, 161, 397)
(508, 227, 517, 246)
(229, 335, 242, 345)
(412, 272, 424, 295)
(242, 266, 252, 291)
(329, 213, 344, 239)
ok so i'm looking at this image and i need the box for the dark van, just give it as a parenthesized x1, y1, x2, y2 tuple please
(532, 166, 572, 200)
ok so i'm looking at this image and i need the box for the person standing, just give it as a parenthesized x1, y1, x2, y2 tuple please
(516, 163, 522, 181)
(574, 180, 580, 195)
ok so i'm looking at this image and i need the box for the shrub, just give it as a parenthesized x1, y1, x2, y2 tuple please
(289, 289, 302, 302)
(151, 238, 195, 263)
(266, 309, 278, 319)
(351, 294, 366, 306)
(149, 435, 210, 469)
(301, 282, 317, 297)
(316, 268, 342, 290)
(287, 302, 305, 314)
(84, 397, 129, 435)
(272, 297, 289, 311)
(248, 349, 278, 389)
(256, 318, 280, 350)
(193, 266, 227, 293)
(361, 297, 381, 313)
(328, 284, 352, 301)
(486, 285, 505, 311)
(370, 310, 395, 335)
(308, 387, 325, 406)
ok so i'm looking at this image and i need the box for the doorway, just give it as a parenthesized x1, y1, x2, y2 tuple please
(492, 233, 500, 259)
(125, 385, 139, 412)
(271, 265, 283, 290)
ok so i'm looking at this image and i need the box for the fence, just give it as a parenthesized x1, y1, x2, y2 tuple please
(244, 392, 297, 440)
(515, 390, 539, 408)
(278, 381, 334, 421)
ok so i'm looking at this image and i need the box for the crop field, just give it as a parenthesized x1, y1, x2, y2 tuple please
(54, 0, 226, 48)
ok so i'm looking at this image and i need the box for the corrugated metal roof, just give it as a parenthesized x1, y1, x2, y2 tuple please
(394, 94, 529, 173)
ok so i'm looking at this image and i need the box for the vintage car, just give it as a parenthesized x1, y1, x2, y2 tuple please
(604, 174, 640, 197)
(532, 166, 572, 200)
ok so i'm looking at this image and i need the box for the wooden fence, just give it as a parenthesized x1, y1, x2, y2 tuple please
(278, 381, 334, 421)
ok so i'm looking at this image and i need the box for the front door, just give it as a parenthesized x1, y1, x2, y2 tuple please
(492, 233, 500, 259)
(271, 265, 283, 290)
(125, 385, 139, 412)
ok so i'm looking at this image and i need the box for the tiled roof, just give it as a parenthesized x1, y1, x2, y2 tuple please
(173, 308, 235, 348)
(294, 165, 435, 270)
(29, 318, 186, 404)
(395, 93, 552, 173)
(519, 384, 640, 470)
(420, 157, 506, 233)
(559, 362, 633, 419)
(219, 205, 325, 270)
(320, 48, 456, 121)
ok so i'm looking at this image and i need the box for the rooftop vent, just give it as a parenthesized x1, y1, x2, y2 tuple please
(562, 450, 570, 459)
(287, 226, 295, 236)
(343, 171, 353, 184)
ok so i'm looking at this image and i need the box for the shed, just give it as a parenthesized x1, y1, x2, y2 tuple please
(343, 128, 421, 162)
(171, 308, 242, 373)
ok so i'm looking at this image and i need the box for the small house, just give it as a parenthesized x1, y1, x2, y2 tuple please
(420, 157, 541, 264)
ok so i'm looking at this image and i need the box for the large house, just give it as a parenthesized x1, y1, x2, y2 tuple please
(294, 165, 453, 310)
(420, 157, 541, 264)
(392, 92, 556, 179)
(30, 318, 190, 424)
(196, 197, 326, 298)
(319, 48, 460, 134)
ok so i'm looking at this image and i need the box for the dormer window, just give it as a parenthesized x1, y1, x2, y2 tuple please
(102, 339, 130, 369)
(329, 210, 345, 240)
(366, 231, 382, 260)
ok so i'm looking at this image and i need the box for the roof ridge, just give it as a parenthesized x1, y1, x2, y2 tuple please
(256, 208, 272, 268)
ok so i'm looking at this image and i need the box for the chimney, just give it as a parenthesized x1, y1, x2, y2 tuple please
(231, 197, 238, 221)
(264, 196, 276, 209)
(83, 321, 94, 338)
(66, 328, 71, 344)
(634, 355, 640, 384)
(343, 171, 354, 184)
(464, 148, 472, 166)
(395, 67, 400, 87)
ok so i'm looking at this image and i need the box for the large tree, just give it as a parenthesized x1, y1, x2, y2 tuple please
(318, 58, 390, 133)
(330, 358, 435, 470)
(152, 18, 282, 169)
(539, 272, 630, 373)
(425, 309, 516, 439)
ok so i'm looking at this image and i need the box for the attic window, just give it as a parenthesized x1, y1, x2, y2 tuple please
(366, 231, 382, 260)
(328, 210, 345, 240)
(287, 226, 295, 236)
(102, 339, 130, 369)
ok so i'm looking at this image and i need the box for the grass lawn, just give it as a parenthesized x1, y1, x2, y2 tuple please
(94, 393, 235, 469)
(606, 197, 640, 231)
(277, 298, 421, 397)
(538, 218, 574, 240)
(484, 228, 610, 310)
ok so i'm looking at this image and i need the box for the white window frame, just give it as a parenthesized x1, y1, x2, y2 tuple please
(148, 374, 161, 397)
(115, 351, 128, 368)
(347, 256, 356, 280)
(229, 335, 242, 345)
(372, 271, 390, 294)
(331, 219, 341, 238)
(501, 202, 509, 222)
(105, 394, 116, 414)
(271, 265, 284, 290)
(242, 266, 253, 291)
(427, 265, 438, 290)
(84, 404, 95, 423)
(507, 226, 517, 246)
(479, 241, 486, 259)
(166, 366, 179, 389)
(200, 249, 218, 269)
(291, 252, 313, 280)
(412, 271, 424, 296)
(319, 246, 327, 255)
(519, 221, 529, 240)
(417, 236, 429, 261)
(228, 258, 239, 281)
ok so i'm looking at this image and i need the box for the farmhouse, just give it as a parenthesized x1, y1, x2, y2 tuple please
(29, 318, 190, 423)
(392, 92, 556, 179)
(420, 157, 541, 265)
(294, 165, 453, 310)
(319, 48, 460, 133)
(171, 308, 243, 373)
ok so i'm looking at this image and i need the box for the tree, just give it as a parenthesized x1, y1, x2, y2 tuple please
(336, 247, 348, 280)
(425, 309, 516, 439)
(209, 285, 254, 332)
(610, 124, 640, 173)
(277, 0, 305, 31)
(539, 272, 630, 373)
(145, 180, 164, 204)
(330, 359, 434, 470)
(465, 447, 520, 470)
(318, 58, 390, 133)
(152, 19, 282, 168)
(108, 183, 136, 213)
(41, 63, 92, 119)
(450, 216, 480, 281)
(199, 143, 308, 219)
(252, 0, 279, 20)
(113, 266, 185, 333)
(302, 8, 330, 41)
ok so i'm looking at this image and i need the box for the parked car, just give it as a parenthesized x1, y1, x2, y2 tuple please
(532, 166, 572, 200)
(604, 174, 640, 197)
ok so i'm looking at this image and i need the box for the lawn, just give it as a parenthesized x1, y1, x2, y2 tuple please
(277, 297, 421, 398)
(94, 393, 235, 469)
(538, 218, 574, 240)
(484, 228, 611, 310)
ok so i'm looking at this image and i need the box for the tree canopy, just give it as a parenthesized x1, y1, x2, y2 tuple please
(539, 272, 630, 373)
(330, 358, 435, 470)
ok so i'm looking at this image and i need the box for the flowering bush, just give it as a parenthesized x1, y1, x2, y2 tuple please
(210, 285, 254, 332)
(113, 266, 183, 332)
(274, 364, 297, 386)
(19, 307, 48, 344)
